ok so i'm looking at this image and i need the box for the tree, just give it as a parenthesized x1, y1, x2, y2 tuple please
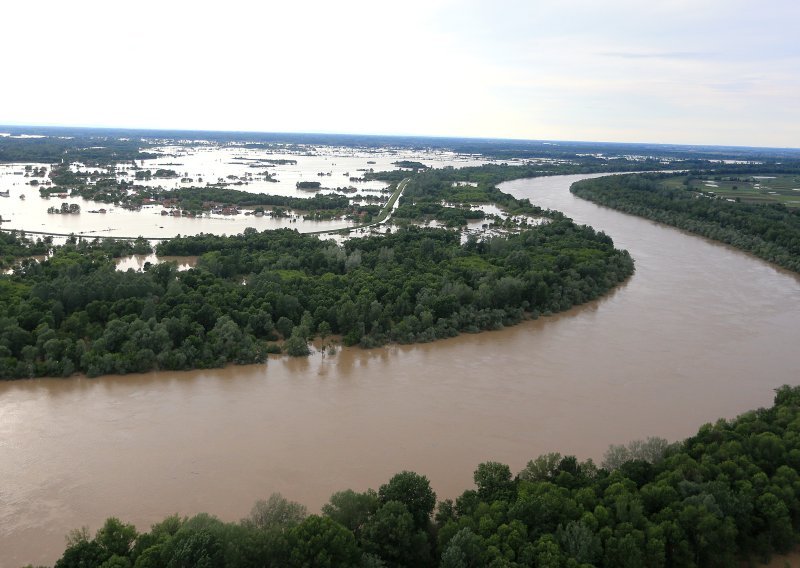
(321, 489, 379, 536)
(473, 462, 514, 503)
(556, 520, 598, 564)
(95, 517, 137, 558)
(318, 321, 332, 341)
(378, 471, 436, 530)
(243, 493, 307, 531)
(287, 515, 360, 567)
(276, 316, 294, 339)
(284, 328, 310, 357)
(518, 452, 562, 482)
(602, 437, 670, 470)
(439, 527, 485, 568)
(360, 501, 430, 567)
(55, 538, 108, 568)
(158, 514, 225, 568)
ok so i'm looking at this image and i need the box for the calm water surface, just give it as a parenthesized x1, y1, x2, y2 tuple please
(0, 145, 511, 240)
(1, 173, 799, 566)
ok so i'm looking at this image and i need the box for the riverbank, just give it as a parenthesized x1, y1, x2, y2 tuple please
(41, 386, 800, 567)
(570, 173, 800, 273)
(1, 215, 633, 379)
(2, 173, 799, 565)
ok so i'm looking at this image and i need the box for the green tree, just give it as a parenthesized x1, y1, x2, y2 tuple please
(378, 471, 437, 530)
(440, 527, 485, 568)
(473, 462, 515, 503)
(556, 520, 597, 564)
(518, 452, 562, 482)
(284, 328, 310, 357)
(242, 493, 307, 531)
(322, 489, 379, 536)
(95, 517, 137, 558)
(287, 515, 360, 567)
(55, 539, 108, 568)
(360, 501, 430, 567)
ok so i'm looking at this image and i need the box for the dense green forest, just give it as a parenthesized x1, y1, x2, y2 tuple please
(0, 135, 155, 165)
(144, 187, 354, 215)
(385, 167, 560, 228)
(1, 158, 652, 380)
(571, 173, 800, 273)
(0, 221, 631, 378)
(0, 231, 152, 270)
(40, 385, 800, 567)
(366, 162, 652, 187)
(0, 231, 52, 269)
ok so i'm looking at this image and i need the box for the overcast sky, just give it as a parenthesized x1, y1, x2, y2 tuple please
(2, 0, 798, 147)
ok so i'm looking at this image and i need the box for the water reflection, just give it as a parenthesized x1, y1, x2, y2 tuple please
(115, 254, 198, 271)
(0, 145, 517, 241)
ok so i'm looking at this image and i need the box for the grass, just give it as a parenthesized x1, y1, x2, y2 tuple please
(662, 174, 800, 208)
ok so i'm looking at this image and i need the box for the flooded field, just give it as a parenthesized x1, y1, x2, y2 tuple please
(0, 144, 513, 240)
(1, 173, 799, 566)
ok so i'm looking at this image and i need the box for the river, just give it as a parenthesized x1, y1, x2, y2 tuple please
(1, 173, 799, 566)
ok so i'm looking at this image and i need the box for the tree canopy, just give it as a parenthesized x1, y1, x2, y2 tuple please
(0, 217, 632, 378)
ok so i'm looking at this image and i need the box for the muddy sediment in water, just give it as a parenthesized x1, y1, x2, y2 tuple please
(1, 173, 799, 566)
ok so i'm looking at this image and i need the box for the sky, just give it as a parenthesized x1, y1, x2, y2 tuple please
(1, 0, 798, 147)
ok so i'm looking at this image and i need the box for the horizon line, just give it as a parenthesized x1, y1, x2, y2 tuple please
(1, 122, 798, 153)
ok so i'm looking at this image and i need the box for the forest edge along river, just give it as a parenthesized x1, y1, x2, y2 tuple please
(1, 173, 799, 566)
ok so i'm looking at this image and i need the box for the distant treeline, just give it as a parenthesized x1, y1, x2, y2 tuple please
(0, 220, 632, 378)
(0, 134, 155, 165)
(46, 385, 800, 567)
(571, 173, 800, 273)
(392, 160, 429, 170)
(6, 124, 800, 161)
(143, 186, 352, 212)
(365, 160, 706, 188)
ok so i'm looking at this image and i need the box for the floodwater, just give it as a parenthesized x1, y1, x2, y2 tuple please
(0, 145, 512, 240)
(2, 174, 800, 566)
(115, 254, 198, 272)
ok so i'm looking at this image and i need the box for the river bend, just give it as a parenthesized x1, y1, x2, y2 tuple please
(1, 173, 798, 566)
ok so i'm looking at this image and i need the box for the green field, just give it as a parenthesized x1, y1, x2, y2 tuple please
(662, 174, 800, 207)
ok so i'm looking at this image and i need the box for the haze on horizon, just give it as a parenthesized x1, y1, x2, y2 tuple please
(2, 0, 798, 148)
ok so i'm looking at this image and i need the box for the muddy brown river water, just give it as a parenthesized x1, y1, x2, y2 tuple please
(1, 173, 799, 566)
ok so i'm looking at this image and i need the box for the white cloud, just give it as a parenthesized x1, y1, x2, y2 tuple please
(1, 0, 798, 146)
